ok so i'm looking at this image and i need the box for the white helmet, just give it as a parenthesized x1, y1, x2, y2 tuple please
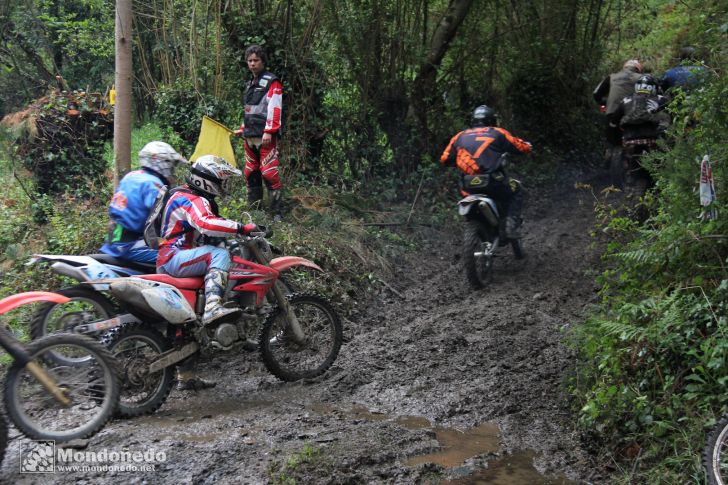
(139, 141, 187, 181)
(187, 155, 241, 197)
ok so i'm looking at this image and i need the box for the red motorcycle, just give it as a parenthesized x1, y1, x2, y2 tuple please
(98, 230, 343, 417)
(0, 292, 120, 464)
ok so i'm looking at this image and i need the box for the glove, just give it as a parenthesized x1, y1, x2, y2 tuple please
(238, 223, 259, 235)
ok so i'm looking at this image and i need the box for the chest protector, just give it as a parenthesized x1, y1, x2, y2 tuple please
(244, 71, 278, 138)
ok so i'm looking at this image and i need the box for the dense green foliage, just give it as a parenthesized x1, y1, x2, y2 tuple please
(2, 89, 113, 198)
(570, 1, 728, 482)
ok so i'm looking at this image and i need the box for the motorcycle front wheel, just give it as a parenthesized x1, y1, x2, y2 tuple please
(462, 221, 495, 289)
(3, 333, 119, 441)
(103, 323, 174, 418)
(704, 414, 728, 484)
(30, 285, 115, 365)
(260, 293, 343, 382)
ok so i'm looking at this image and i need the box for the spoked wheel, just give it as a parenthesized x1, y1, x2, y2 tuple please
(260, 293, 343, 382)
(0, 412, 7, 466)
(30, 286, 115, 365)
(463, 221, 495, 289)
(704, 414, 728, 484)
(104, 324, 174, 418)
(3, 333, 119, 441)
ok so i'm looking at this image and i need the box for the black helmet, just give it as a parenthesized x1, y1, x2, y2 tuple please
(472, 105, 497, 127)
(634, 74, 657, 95)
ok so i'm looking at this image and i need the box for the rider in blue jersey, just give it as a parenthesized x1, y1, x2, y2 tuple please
(100, 141, 186, 264)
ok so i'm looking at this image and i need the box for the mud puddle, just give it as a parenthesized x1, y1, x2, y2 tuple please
(406, 423, 500, 467)
(443, 451, 579, 485)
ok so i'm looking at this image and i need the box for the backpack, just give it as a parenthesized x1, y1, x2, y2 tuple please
(143, 185, 171, 250)
(620, 95, 661, 127)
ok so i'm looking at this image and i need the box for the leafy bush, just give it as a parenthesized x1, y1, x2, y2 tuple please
(572, 70, 728, 482)
(154, 80, 236, 154)
(1, 89, 113, 197)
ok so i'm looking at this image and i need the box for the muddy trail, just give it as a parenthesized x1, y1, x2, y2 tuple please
(3, 162, 610, 485)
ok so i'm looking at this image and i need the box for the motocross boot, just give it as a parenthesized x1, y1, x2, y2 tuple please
(269, 189, 283, 222)
(505, 216, 522, 239)
(176, 369, 217, 391)
(201, 269, 241, 327)
(247, 185, 264, 210)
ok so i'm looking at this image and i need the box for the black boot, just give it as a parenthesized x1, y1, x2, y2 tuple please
(247, 186, 264, 210)
(505, 216, 522, 239)
(269, 189, 282, 222)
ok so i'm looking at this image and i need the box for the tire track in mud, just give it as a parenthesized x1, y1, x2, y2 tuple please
(1, 164, 606, 484)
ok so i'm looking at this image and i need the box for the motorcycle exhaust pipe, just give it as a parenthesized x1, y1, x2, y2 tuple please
(478, 201, 499, 227)
(50, 262, 89, 282)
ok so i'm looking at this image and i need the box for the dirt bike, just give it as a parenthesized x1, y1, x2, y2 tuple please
(27, 253, 156, 361)
(457, 158, 524, 289)
(704, 414, 728, 484)
(95, 230, 343, 418)
(0, 291, 120, 456)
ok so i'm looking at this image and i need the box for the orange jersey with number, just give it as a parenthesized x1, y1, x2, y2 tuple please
(440, 127, 531, 174)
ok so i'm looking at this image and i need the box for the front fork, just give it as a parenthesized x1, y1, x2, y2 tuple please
(271, 281, 306, 344)
(248, 242, 307, 344)
(0, 326, 71, 407)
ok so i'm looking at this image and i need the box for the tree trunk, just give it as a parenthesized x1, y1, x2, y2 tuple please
(410, 0, 474, 165)
(114, 0, 133, 187)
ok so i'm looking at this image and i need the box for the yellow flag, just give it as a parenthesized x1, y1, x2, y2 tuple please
(190, 116, 237, 166)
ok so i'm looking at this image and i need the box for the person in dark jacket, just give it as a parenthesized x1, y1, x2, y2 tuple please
(593, 59, 644, 147)
(234, 45, 284, 222)
(440, 105, 532, 239)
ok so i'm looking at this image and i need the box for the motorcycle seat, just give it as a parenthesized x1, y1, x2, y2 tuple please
(89, 254, 158, 273)
(137, 273, 204, 290)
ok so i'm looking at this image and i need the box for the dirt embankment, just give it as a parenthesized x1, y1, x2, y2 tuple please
(2, 162, 610, 484)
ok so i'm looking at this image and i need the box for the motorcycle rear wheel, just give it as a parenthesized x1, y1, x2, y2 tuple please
(30, 285, 115, 365)
(463, 221, 494, 289)
(0, 412, 6, 466)
(260, 293, 343, 382)
(104, 324, 174, 418)
(4, 333, 119, 441)
(704, 414, 728, 484)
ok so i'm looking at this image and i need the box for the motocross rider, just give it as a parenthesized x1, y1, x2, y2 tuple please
(157, 155, 260, 390)
(440, 105, 532, 239)
(611, 74, 670, 191)
(100, 141, 186, 264)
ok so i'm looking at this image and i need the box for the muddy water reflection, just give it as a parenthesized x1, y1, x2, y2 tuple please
(309, 404, 575, 484)
(441, 451, 579, 485)
(406, 423, 500, 467)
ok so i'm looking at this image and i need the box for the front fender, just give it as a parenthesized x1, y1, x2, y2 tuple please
(0, 292, 70, 315)
(270, 256, 323, 273)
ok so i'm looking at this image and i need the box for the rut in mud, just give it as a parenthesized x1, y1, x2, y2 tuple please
(1, 162, 609, 484)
